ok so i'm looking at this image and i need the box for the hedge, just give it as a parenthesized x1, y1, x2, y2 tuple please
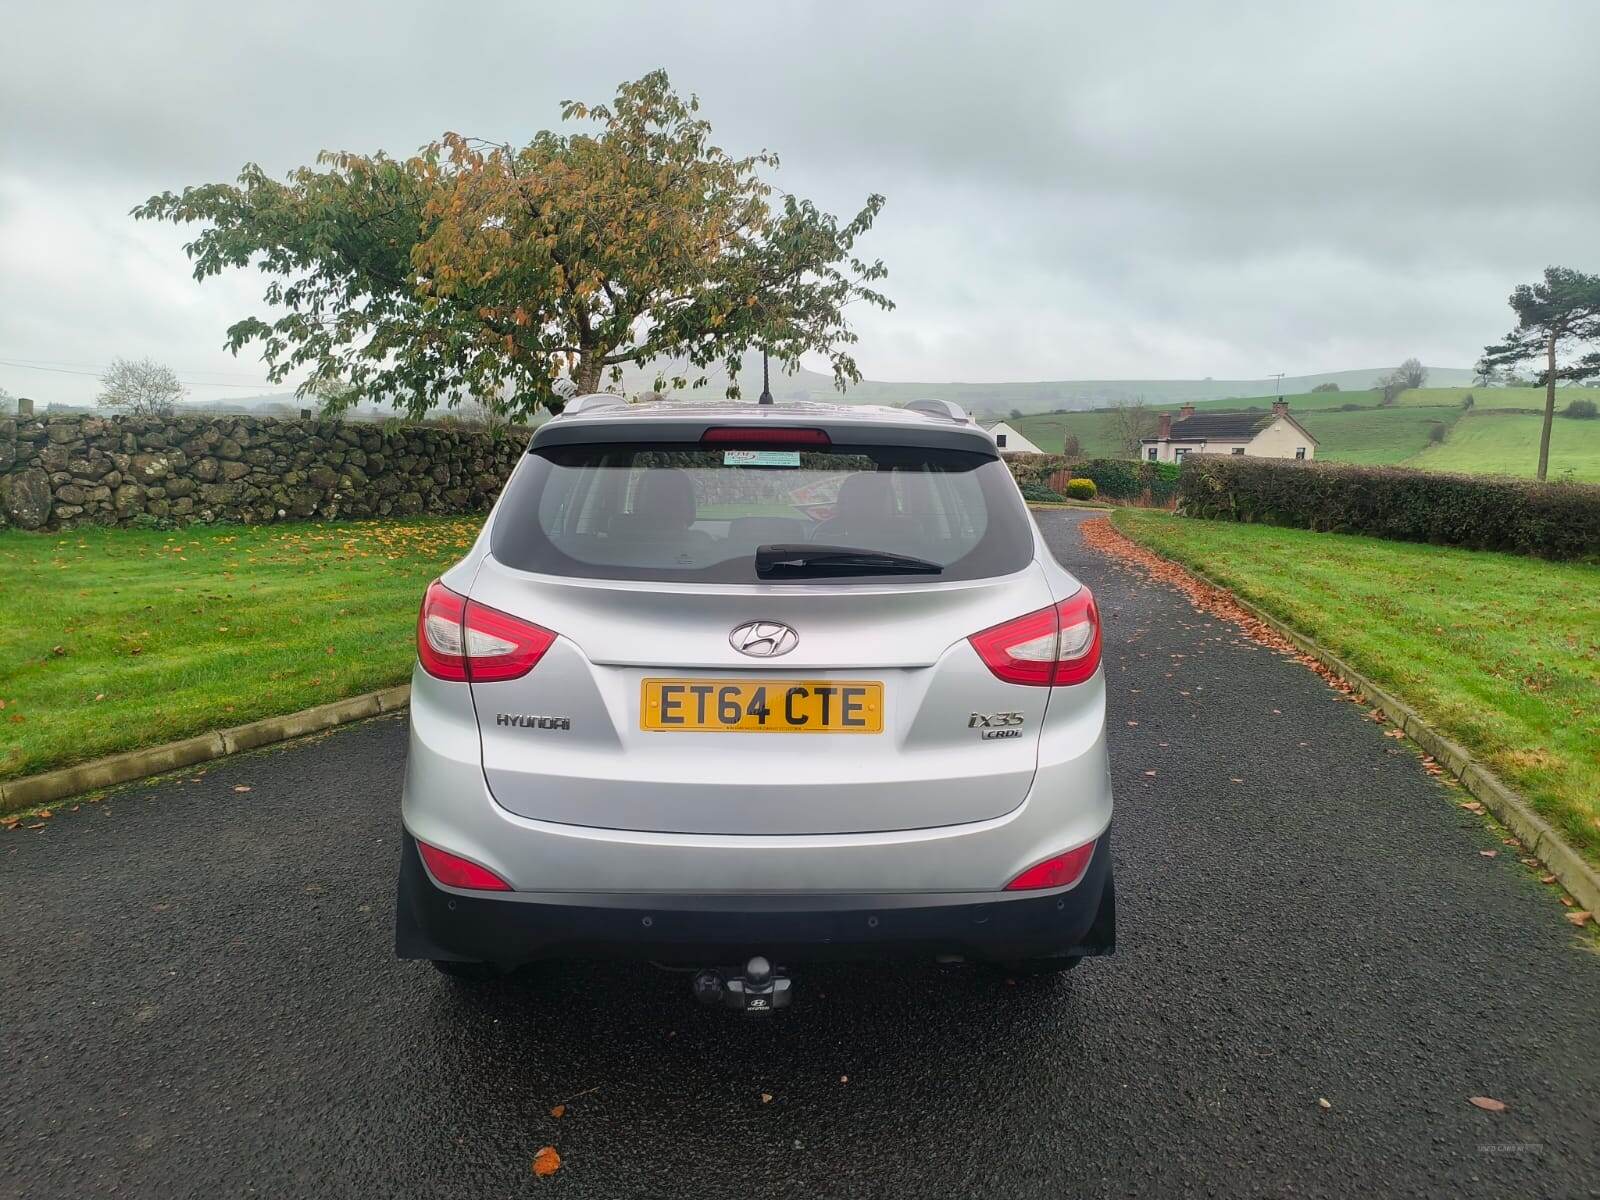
(1176, 454, 1600, 561)
(1005, 454, 1180, 503)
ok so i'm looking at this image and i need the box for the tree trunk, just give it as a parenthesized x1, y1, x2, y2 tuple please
(1537, 331, 1556, 482)
(574, 356, 604, 395)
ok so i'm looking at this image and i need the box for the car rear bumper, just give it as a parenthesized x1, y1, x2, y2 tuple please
(395, 830, 1115, 966)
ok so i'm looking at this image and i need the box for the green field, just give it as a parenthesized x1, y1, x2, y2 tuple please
(1409, 410, 1600, 480)
(0, 518, 477, 782)
(1013, 389, 1600, 480)
(1112, 509, 1600, 869)
(1296, 407, 1454, 465)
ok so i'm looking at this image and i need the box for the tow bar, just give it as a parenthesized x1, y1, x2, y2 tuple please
(692, 956, 792, 1013)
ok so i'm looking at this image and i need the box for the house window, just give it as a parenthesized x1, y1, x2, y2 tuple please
(1174, 447, 1188, 462)
(996, 433, 1007, 448)
(1231, 447, 1245, 455)
(1146, 447, 1157, 462)
(1295, 447, 1306, 460)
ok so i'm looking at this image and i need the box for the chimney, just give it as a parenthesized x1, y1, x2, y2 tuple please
(1179, 403, 1195, 420)
(1272, 398, 1288, 418)
(1157, 411, 1172, 439)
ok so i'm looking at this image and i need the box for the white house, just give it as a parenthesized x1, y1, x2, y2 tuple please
(1139, 401, 1318, 464)
(985, 421, 1044, 456)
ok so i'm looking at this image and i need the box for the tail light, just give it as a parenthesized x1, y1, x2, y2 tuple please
(1005, 839, 1097, 891)
(417, 580, 556, 682)
(417, 840, 513, 891)
(969, 588, 1102, 686)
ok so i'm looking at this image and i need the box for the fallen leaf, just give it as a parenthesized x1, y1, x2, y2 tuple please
(1143, 770, 1157, 777)
(549, 1104, 565, 1119)
(233, 785, 252, 793)
(840, 1075, 849, 1084)
(1539, 874, 1557, 884)
(1385, 728, 1406, 739)
(532, 1146, 561, 1176)
(1468, 1096, 1507, 1113)
(1567, 911, 1593, 927)
(1317, 1097, 1331, 1110)
(94, 693, 105, 702)
(1479, 850, 1497, 858)
(1459, 801, 1485, 814)
(1561, 897, 1576, 907)
(761, 1093, 773, 1103)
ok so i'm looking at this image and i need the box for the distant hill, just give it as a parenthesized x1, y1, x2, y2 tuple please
(181, 360, 1480, 420)
(615, 356, 1479, 418)
(1012, 385, 1600, 482)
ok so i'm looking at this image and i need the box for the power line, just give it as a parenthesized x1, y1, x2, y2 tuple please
(0, 354, 270, 381)
(0, 359, 280, 390)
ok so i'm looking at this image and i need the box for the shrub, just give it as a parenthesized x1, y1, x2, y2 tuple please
(1061, 433, 1083, 457)
(1461, 393, 1475, 410)
(1337, 402, 1367, 411)
(1176, 454, 1600, 560)
(1562, 398, 1598, 420)
(1310, 382, 1341, 393)
(1007, 454, 1179, 504)
(1018, 481, 1064, 503)
(1065, 477, 1098, 500)
(1427, 422, 1447, 443)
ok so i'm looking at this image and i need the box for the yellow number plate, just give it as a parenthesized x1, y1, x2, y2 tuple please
(640, 679, 883, 733)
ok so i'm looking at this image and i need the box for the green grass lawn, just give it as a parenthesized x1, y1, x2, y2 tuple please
(0, 517, 480, 781)
(1406, 410, 1600, 481)
(1111, 509, 1600, 868)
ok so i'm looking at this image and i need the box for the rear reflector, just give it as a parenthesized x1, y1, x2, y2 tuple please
(417, 840, 513, 891)
(969, 587, 1102, 687)
(1004, 839, 1097, 891)
(701, 426, 831, 446)
(417, 580, 557, 682)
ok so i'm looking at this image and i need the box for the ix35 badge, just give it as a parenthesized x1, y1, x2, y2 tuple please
(969, 711, 1024, 740)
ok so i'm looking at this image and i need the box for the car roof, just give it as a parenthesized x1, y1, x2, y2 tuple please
(530, 398, 1001, 454)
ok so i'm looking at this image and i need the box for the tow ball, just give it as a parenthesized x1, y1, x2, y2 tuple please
(692, 956, 792, 1012)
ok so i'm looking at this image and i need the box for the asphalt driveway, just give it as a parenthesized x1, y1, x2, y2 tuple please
(4, 509, 1597, 1199)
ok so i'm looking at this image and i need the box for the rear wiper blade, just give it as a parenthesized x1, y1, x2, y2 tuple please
(755, 544, 944, 577)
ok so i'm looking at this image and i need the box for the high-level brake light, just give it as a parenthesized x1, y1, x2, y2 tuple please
(700, 427, 831, 446)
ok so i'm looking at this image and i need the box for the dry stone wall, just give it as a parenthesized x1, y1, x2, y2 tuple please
(0, 414, 528, 531)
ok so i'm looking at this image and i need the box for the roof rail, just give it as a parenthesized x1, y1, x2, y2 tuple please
(561, 393, 630, 417)
(903, 398, 971, 423)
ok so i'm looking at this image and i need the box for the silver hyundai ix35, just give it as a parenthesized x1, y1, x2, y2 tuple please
(395, 395, 1114, 1007)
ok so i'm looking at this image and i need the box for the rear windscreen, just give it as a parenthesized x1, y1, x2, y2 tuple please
(489, 441, 1034, 583)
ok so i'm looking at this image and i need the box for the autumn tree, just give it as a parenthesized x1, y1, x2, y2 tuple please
(1478, 267, 1600, 480)
(134, 71, 890, 417)
(97, 357, 184, 415)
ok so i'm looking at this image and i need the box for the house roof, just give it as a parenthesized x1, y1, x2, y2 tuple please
(1140, 409, 1320, 445)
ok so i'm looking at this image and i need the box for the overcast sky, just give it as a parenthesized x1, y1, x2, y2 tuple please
(4, 0, 1598, 405)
